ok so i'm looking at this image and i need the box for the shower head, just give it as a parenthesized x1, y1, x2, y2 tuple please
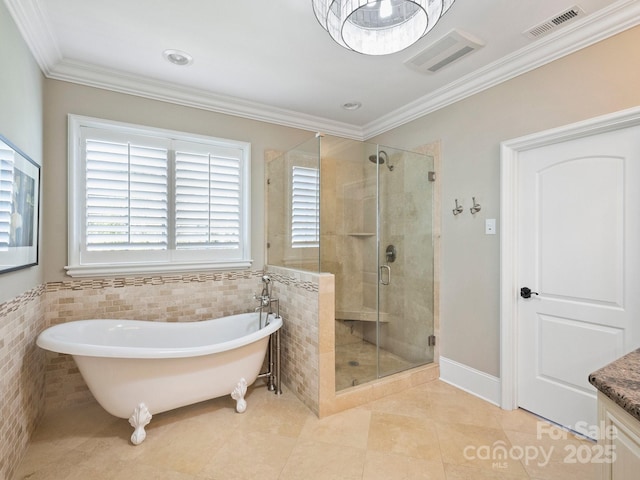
(368, 151, 394, 171)
(368, 153, 385, 165)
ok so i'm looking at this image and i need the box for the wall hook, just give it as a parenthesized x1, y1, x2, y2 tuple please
(453, 199, 463, 215)
(470, 197, 481, 214)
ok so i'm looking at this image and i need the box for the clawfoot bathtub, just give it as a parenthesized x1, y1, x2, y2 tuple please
(37, 311, 282, 445)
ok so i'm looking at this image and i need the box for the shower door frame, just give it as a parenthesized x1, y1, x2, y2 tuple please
(373, 144, 437, 382)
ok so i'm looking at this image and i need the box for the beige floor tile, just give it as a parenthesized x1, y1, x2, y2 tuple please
(14, 447, 91, 480)
(362, 451, 446, 480)
(367, 411, 442, 461)
(239, 386, 314, 438)
(17, 379, 615, 480)
(299, 407, 371, 449)
(199, 430, 296, 480)
(499, 409, 545, 436)
(109, 462, 198, 480)
(426, 389, 504, 429)
(29, 401, 121, 451)
(335, 341, 413, 391)
(414, 380, 461, 395)
(521, 458, 600, 480)
(503, 427, 595, 465)
(436, 421, 528, 477)
(135, 409, 241, 475)
(279, 439, 365, 480)
(366, 385, 432, 419)
(444, 463, 530, 479)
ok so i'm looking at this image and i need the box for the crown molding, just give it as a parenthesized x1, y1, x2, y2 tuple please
(48, 59, 365, 140)
(362, 0, 640, 139)
(6, 0, 640, 141)
(3, 0, 61, 75)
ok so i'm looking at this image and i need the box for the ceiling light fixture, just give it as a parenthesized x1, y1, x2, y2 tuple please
(163, 49, 193, 66)
(312, 0, 455, 56)
(342, 101, 362, 110)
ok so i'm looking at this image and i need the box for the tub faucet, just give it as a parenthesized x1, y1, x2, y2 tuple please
(255, 275, 273, 328)
(261, 275, 272, 298)
(255, 275, 272, 305)
(254, 295, 270, 310)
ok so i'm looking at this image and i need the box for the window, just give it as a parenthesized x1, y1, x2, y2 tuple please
(0, 144, 13, 249)
(291, 166, 319, 248)
(67, 115, 251, 277)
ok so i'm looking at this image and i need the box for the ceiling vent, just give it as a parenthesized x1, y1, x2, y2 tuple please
(404, 29, 484, 74)
(524, 6, 585, 39)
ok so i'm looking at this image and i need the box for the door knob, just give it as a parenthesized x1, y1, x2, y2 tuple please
(520, 287, 539, 299)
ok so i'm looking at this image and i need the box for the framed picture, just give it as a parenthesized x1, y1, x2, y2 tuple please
(0, 134, 40, 274)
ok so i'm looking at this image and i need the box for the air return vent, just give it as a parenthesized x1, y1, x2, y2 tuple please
(524, 6, 585, 39)
(404, 29, 484, 74)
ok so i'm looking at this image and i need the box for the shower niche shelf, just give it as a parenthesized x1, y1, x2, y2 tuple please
(347, 232, 375, 237)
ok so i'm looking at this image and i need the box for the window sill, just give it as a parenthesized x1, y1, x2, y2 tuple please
(64, 260, 253, 278)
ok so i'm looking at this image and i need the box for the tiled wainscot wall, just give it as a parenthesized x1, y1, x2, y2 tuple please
(1, 268, 325, 480)
(0, 285, 46, 480)
(267, 266, 334, 415)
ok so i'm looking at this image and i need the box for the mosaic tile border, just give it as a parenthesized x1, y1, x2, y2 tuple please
(46, 270, 262, 292)
(0, 284, 45, 317)
(265, 266, 319, 292)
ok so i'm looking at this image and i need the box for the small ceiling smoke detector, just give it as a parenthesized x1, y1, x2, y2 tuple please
(524, 6, 585, 39)
(163, 49, 193, 66)
(404, 29, 484, 74)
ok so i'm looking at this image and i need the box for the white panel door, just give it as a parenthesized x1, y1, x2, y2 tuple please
(517, 125, 640, 432)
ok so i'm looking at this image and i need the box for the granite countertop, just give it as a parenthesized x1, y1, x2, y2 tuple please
(589, 348, 640, 422)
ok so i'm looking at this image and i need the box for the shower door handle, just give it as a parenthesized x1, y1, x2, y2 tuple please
(380, 265, 391, 285)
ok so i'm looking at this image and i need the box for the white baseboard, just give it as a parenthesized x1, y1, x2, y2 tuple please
(439, 356, 501, 406)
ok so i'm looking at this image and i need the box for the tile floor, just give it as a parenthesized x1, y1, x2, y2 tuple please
(335, 341, 415, 391)
(15, 379, 598, 480)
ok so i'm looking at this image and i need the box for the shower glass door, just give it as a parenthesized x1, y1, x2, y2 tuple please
(315, 136, 435, 391)
(374, 145, 435, 379)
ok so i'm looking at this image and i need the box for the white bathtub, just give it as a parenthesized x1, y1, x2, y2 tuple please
(37, 311, 282, 444)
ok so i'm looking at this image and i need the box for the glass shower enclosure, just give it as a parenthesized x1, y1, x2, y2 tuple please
(267, 134, 435, 391)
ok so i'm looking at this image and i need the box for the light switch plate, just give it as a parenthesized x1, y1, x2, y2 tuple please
(485, 218, 496, 235)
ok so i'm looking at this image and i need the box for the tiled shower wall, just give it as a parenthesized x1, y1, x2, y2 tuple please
(1, 268, 318, 480)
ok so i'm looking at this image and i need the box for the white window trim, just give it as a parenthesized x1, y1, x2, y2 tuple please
(66, 115, 252, 277)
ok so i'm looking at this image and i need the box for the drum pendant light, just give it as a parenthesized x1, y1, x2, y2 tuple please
(312, 0, 455, 55)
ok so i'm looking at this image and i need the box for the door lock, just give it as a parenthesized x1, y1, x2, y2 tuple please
(520, 287, 539, 299)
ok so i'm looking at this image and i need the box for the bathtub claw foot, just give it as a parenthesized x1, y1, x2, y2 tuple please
(129, 403, 152, 445)
(231, 378, 248, 413)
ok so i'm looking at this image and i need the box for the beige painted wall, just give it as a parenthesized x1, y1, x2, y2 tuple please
(42, 80, 315, 282)
(10, 7, 640, 381)
(372, 26, 640, 377)
(0, 3, 43, 303)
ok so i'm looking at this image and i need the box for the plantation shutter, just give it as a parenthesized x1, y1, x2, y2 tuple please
(85, 137, 168, 251)
(0, 145, 13, 250)
(291, 166, 319, 247)
(68, 116, 251, 276)
(175, 147, 241, 249)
